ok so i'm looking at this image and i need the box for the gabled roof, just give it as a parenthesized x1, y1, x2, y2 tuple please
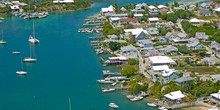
(157, 5, 168, 9)
(187, 41, 201, 48)
(121, 45, 138, 52)
(148, 5, 157, 9)
(189, 18, 200, 23)
(175, 77, 194, 83)
(211, 90, 220, 100)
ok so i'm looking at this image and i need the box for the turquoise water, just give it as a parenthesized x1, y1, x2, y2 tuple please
(0, 0, 174, 110)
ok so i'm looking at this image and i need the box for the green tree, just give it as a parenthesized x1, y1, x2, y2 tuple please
(121, 65, 137, 77)
(128, 59, 139, 65)
(109, 42, 121, 51)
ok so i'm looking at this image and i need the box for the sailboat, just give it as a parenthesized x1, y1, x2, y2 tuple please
(0, 30, 6, 44)
(16, 58, 27, 75)
(28, 21, 40, 44)
(24, 44, 37, 62)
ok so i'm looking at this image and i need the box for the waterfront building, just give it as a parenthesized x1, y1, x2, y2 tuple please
(101, 5, 115, 15)
(164, 91, 185, 104)
(120, 45, 138, 59)
(105, 13, 128, 18)
(53, 0, 74, 4)
(105, 56, 128, 65)
(148, 56, 176, 66)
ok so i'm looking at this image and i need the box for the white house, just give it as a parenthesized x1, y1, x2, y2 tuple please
(10, 5, 20, 11)
(157, 5, 168, 11)
(148, 56, 176, 66)
(148, 17, 159, 24)
(101, 5, 115, 15)
(189, 18, 200, 24)
(164, 91, 185, 103)
(134, 14, 143, 18)
(124, 28, 148, 42)
(53, 0, 74, 4)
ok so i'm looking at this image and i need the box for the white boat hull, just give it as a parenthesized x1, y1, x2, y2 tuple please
(102, 89, 115, 93)
(130, 96, 143, 102)
(12, 51, 21, 54)
(0, 40, 6, 44)
(109, 103, 118, 109)
(24, 58, 37, 62)
(28, 38, 40, 44)
(16, 71, 27, 75)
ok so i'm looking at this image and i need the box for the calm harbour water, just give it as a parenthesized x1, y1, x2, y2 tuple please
(0, 0, 176, 109)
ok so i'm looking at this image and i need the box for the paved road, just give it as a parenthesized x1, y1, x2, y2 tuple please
(137, 51, 151, 79)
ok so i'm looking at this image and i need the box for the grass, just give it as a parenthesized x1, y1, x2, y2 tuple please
(186, 66, 220, 75)
(197, 16, 220, 20)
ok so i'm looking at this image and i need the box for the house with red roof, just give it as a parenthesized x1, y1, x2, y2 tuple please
(119, 18, 138, 24)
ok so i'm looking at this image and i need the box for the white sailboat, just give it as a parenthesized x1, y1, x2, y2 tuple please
(16, 58, 27, 75)
(0, 30, 6, 44)
(24, 44, 37, 62)
(28, 21, 40, 44)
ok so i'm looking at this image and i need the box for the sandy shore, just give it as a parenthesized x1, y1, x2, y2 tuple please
(179, 106, 210, 110)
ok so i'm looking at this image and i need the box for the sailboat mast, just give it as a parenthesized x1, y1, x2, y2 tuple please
(29, 44, 32, 58)
(21, 57, 23, 70)
(2, 30, 3, 41)
(33, 21, 35, 38)
(69, 97, 71, 110)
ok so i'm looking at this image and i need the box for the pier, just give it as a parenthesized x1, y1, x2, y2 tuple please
(102, 70, 121, 76)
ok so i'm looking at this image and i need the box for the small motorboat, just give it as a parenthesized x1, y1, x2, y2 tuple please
(16, 70, 27, 75)
(147, 103, 157, 107)
(126, 95, 135, 99)
(158, 106, 168, 110)
(130, 96, 143, 102)
(102, 87, 115, 93)
(12, 51, 21, 54)
(97, 79, 114, 84)
(24, 57, 37, 62)
(109, 103, 118, 109)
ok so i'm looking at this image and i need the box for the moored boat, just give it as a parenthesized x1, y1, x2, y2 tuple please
(130, 96, 143, 102)
(147, 103, 157, 107)
(102, 87, 115, 93)
(126, 95, 135, 99)
(12, 51, 21, 54)
(0, 30, 6, 44)
(16, 58, 27, 75)
(109, 103, 118, 109)
(28, 21, 40, 44)
(158, 106, 168, 110)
